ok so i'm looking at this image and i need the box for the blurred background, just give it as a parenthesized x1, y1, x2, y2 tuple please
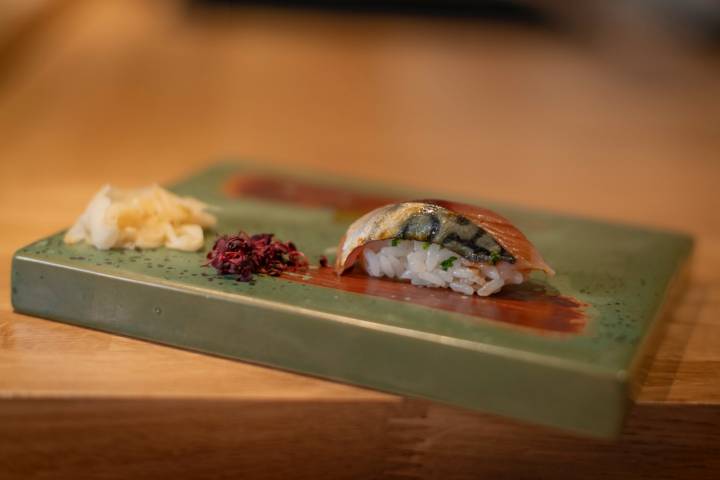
(0, 0, 718, 242)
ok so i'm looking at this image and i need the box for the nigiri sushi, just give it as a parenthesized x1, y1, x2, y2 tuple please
(335, 200, 553, 297)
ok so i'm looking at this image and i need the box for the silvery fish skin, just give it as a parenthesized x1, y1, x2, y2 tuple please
(336, 200, 555, 276)
(336, 201, 518, 274)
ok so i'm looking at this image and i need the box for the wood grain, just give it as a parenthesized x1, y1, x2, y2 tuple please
(1, 399, 718, 479)
(1, 0, 719, 478)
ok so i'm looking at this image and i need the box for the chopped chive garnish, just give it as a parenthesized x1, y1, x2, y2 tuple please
(489, 251, 501, 265)
(440, 256, 458, 271)
(422, 242, 431, 250)
(391, 238, 400, 247)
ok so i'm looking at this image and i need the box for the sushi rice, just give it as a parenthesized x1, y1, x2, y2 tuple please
(362, 240, 525, 297)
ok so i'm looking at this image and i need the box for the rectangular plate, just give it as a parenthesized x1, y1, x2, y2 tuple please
(11, 163, 693, 438)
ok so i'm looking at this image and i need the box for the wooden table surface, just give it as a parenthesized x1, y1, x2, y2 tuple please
(1, 1, 719, 478)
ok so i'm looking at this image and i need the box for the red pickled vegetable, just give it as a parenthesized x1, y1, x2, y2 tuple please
(205, 232, 308, 281)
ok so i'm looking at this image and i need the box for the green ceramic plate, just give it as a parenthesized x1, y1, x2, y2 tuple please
(11, 163, 692, 438)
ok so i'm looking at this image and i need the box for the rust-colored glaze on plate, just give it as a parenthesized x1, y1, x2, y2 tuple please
(224, 174, 398, 213)
(283, 267, 587, 334)
(223, 175, 584, 332)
